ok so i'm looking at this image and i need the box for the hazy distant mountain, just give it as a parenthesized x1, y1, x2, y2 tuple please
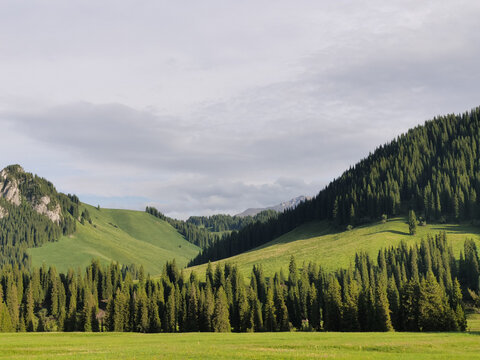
(235, 195, 311, 217)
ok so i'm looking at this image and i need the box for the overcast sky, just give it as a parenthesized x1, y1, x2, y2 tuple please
(1, 1, 480, 218)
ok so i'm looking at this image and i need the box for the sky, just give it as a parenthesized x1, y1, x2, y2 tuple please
(1, 0, 480, 218)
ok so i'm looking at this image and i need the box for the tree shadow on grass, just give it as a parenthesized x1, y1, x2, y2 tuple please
(369, 230, 410, 236)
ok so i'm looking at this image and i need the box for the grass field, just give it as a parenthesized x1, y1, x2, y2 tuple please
(188, 218, 480, 277)
(28, 204, 200, 275)
(467, 311, 480, 332)
(1, 331, 480, 359)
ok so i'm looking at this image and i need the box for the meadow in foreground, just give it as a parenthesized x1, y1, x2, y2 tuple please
(1, 331, 479, 360)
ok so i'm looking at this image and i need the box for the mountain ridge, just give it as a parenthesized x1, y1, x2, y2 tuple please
(235, 195, 311, 217)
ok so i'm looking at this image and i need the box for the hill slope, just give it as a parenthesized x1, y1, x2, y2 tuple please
(28, 204, 200, 274)
(189, 107, 480, 266)
(188, 217, 480, 277)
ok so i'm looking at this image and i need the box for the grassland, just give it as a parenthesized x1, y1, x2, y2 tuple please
(1, 331, 480, 359)
(467, 311, 480, 332)
(28, 204, 200, 275)
(189, 218, 480, 277)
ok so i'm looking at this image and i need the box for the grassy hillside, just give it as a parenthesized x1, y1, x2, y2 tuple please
(1, 332, 480, 359)
(188, 217, 480, 277)
(28, 204, 200, 275)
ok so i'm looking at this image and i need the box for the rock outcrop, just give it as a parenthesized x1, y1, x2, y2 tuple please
(33, 196, 62, 224)
(0, 169, 21, 206)
(0, 166, 62, 223)
(0, 205, 7, 219)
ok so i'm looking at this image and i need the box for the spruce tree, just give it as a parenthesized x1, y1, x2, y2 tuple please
(408, 210, 417, 235)
(418, 272, 447, 331)
(263, 287, 277, 331)
(0, 299, 13, 332)
(212, 287, 230, 332)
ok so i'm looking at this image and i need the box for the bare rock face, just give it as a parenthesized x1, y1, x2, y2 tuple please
(0, 169, 21, 206)
(33, 196, 62, 224)
(0, 205, 7, 219)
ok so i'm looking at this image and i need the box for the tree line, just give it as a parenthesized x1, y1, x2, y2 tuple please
(189, 107, 480, 266)
(0, 232, 475, 333)
(187, 210, 278, 232)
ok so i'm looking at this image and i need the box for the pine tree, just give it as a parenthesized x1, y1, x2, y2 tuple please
(6, 282, 19, 330)
(212, 287, 230, 332)
(135, 290, 149, 333)
(341, 273, 360, 331)
(236, 285, 251, 332)
(374, 275, 393, 331)
(273, 280, 289, 331)
(408, 210, 417, 235)
(418, 272, 447, 331)
(0, 299, 13, 332)
(263, 287, 277, 331)
(166, 289, 176, 332)
(324, 276, 342, 331)
(148, 293, 162, 333)
(25, 283, 36, 332)
(185, 285, 199, 332)
(202, 281, 215, 331)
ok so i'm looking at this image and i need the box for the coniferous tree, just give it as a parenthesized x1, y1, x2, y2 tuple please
(408, 210, 417, 235)
(212, 287, 230, 332)
(263, 287, 277, 331)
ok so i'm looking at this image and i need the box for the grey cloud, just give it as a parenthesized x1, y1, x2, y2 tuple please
(1, 1, 480, 217)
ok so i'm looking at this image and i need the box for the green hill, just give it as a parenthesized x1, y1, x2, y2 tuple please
(188, 217, 480, 277)
(189, 108, 480, 267)
(28, 204, 200, 274)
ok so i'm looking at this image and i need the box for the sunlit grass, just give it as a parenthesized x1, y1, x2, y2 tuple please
(188, 217, 480, 277)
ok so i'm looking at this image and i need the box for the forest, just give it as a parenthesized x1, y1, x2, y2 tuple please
(0, 232, 475, 333)
(189, 108, 480, 266)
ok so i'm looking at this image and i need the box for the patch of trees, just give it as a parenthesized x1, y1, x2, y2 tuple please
(0, 233, 475, 333)
(189, 108, 480, 266)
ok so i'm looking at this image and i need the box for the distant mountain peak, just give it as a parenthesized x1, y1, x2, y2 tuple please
(235, 195, 311, 217)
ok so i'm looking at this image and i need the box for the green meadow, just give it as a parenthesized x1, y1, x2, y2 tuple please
(188, 217, 480, 277)
(1, 330, 479, 360)
(28, 204, 200, 274)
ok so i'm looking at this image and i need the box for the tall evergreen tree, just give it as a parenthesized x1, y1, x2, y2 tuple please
(212, 287, 230, 332)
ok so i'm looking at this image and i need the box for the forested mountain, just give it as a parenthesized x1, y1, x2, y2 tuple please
(189, 107, 480, 266)
(0, 233, 473, 333)
(0, 165, 79, 267)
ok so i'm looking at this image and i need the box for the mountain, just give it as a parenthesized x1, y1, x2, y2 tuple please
(0, 165, 200, 273)
(235, 195, 311, 217)
(189, 107, 480, 267)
